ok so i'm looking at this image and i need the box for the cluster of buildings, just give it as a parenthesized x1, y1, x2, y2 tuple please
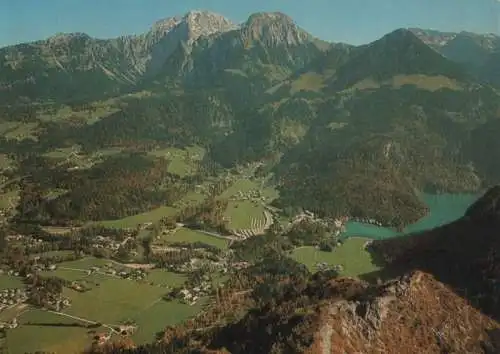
(2, 269, 19, 277)
(288, 210, 348, 237)
(92, 235, 123, 251)
(315, 262, 344, 273)
(87, 264, 148, 281)
(50, 297, 72, 311)
(0, 317, 18, 330)
(164, 254, 228, 275)
(5, 234, 43, 244)
(33, 263, 57, 272)
(229, 189, 267, 203)
(350, 216, 384, 227)
(177, 277, 213, 306)
(0, 288, 27, 308)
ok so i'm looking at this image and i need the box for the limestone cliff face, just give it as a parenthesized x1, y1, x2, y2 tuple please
(242, 12, 311, 46)
(0, 10, 238, 102)
(158, 11, 324, 87)
(127, 10, 238, 75)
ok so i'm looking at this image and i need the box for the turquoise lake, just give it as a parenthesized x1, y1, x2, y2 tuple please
(341, 193, 480, 240)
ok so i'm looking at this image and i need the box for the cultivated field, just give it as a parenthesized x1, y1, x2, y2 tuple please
(160, 227, 229, 249)
(224, 200, 266, 230)
(290, 237, 379, 277)
(3, 257, 196, 353)
(5, 309, 100, 354)
(28, 250, 75, 260)
(0, 275, 24, 291)
(218, 177, 277, 235)
(0, 121, 39, 141)
(97, 206, 177, 229)
(131, 300, 202, 344)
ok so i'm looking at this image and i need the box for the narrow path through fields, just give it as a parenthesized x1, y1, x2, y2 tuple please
(59, 267, 120, 279)
(46, 310, 118, 333)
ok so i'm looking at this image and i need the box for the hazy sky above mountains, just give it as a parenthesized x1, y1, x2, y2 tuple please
(1, 0, 499, 47)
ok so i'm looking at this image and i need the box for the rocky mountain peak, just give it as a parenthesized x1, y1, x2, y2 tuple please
(379, 28, 422, 44)
(46, 32, 92, 46)
(151, 10, 237, 44)
(151, 16, 183, 34)
(314, 271, 500, 353)
(242, 11, 310, 46)
(182, 10, 238, 43)
(409, 27, 457, 48)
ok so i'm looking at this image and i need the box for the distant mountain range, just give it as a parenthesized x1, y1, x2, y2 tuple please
(5, 11, 500, 104)
(3, 10, 500, 228)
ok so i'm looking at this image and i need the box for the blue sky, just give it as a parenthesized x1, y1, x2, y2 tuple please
(1, 0, 499, 47)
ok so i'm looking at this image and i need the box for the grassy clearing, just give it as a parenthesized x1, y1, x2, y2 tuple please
(0, 121, 39, 141)
(40, 226, 75, 235)
(278, 120, 308, 145)
(389, 74, 463, 91)
(43, 147, 77, 159)
(224, 200, 265, 230)
(95, 147, 123, 157)
(55, 257, 111, 270)
(145, 270, 186, 287)
(0, 190, 19, 209)
(350, 75, 463, 93)
(96, 206, 177, 229)
(162, 227, 228, 249)
(61, 278, 167, 324)
(218, 176, 278, 201)
(5, 308, 100, 354)
(40, 257, 113, 282)
(37, 100, 120, 124)
(218, 179, 259, 199)
(351, 78, 380, 91)
(149, 146, 204, 177)
(328, 122, 348, 131)
(132, 300, 201, 344)
(174, 189, 207, 208)
(0, 154, 13, 169)
(29, 250, 75, 260)
(290, 237, 379, 277)
(0, 275, 24, 290)
(3, 122, 39, 141)
(42, 268, 92, 282)
(0, 122, 19, 134)
(290, 72, 326, 93)
(0, 303, 28, 323)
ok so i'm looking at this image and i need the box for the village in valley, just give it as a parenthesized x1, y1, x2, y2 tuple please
(0, 148, 364, 354)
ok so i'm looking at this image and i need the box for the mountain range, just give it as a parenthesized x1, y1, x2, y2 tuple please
(3, 10, 500, 227)
(4, 10, 500, 353)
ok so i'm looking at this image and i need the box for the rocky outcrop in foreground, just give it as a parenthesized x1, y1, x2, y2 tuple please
(309, 271, 500, 354)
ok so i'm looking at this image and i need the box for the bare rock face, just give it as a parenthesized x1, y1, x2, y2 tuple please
(312, 271, 500, 354)
(409, 28, 457, 49)
(117, 10, 238, 76)
(242, 12, 311, 47)
(182, 10, 239, 45)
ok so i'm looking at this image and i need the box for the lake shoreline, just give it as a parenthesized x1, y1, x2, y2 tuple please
(341, 192, 480, 240)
